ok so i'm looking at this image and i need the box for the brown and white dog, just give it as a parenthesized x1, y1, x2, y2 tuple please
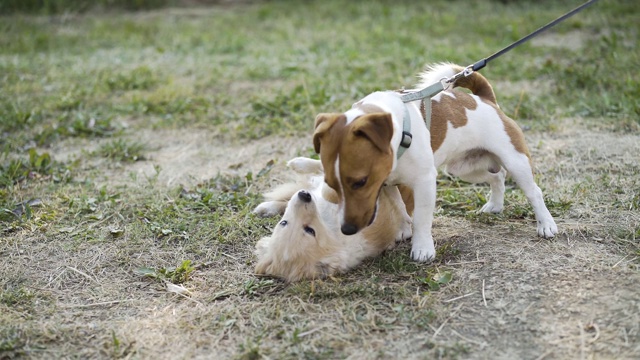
(312, 63, 558, 262)
(253, 157, 412, 282)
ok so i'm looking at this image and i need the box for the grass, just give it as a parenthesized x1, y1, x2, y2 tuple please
(1, 0, 639, 358)
(94, 139, 146, 162)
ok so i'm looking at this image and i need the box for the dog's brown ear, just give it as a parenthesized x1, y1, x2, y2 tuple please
(313, 113, 344, 154)
(351, 113, 393, 153)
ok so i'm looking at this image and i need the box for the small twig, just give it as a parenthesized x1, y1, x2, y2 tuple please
(66, 266, 99, 284)
(432, 304, 462, 339)
(587, 322, 600, 344)
(445, 259, 486, 266)
(298, 327, 323, 338)
(482, 279, 488, 307)
(432, 315, 451, 340)
(173, 290, 204, 307)
(87, 214, 114, 229)
(450, 329, 486, 347)
(60, 299, 134, 308)
(443, 292, 476, 303)
(611, 254, 629, 269)
(221, 252, 238, 261)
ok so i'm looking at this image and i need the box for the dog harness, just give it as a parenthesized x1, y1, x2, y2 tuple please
(395, 81, 445, 159)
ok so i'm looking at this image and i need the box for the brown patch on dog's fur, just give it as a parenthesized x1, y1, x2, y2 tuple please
(430, 89, 530, 164)
(431, 69, 530, 160)
(430, 90, 477, 152)
(356, 103, 385, 114)
(498, 111, 533, 169)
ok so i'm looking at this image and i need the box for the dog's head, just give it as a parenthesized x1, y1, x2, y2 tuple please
(255, 190, 336, 282)
(312, 112, 394, 236)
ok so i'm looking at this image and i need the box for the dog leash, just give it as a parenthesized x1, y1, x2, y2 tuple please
(399, 0, 599, 131)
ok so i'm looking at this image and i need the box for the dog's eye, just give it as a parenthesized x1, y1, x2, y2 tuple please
(280, 220, 288, 227)
(352, 177, 367, 190)
(304, 226, 315, 236)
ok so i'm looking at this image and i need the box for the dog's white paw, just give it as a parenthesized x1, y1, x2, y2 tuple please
(410, 240, 436, 262)
(287, 157, 322, 174)
(537, 219, 558, 239)
(411, 247, 435, 262)
(253, 201, 285, 217)
(395, 219, 413, 243)
(480, 201, 503, 214)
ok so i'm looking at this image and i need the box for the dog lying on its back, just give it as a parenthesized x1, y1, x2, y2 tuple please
(253, 157, 412, 282)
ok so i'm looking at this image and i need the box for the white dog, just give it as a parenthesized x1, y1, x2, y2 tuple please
(253, 157, 412, 282)
(312, 63, 558, 262)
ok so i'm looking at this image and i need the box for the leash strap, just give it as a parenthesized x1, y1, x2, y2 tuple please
(399, 81, 445, 104)
(470, 0, 598, 72)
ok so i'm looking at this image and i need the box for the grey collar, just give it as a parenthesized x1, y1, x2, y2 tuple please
(396, 80, 446, 159)
(396, 105, 412, 159)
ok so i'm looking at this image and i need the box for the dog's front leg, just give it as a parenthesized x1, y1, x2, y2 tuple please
(408, 166, 437, 262)
(382, 186, 413, 242)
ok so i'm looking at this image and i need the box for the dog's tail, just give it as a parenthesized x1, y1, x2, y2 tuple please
(416, 63, 497, 104)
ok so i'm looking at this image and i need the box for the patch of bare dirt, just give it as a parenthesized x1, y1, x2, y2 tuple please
(51, 128, 312, 189)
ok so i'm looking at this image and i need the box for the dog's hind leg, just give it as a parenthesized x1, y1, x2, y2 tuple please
(445, 152, 506, 213)
(455, 167, 507, 214)
(500, 153, 557, 238)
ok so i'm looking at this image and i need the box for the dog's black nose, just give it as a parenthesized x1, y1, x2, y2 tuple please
(298, 190, 312, 203)
(341, 223, 358, 235)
